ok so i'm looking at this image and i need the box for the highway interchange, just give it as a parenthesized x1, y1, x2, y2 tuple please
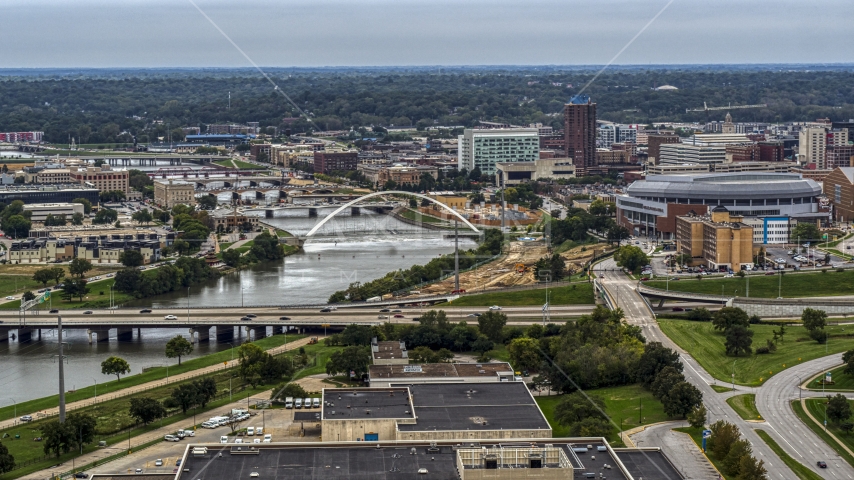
(595, 256, 854, 479)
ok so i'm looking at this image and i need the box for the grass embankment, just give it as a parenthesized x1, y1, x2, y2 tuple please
(646, 269, 854, 298)
(213, 159, 264, 170)
(726, 394, 762, 421)
(399, 208, 449, 225)
(806, 365, 854, 391)
(0, 278, 137, 311)
(274, 229, 292, 238)
(754, 429, 824, 480)
(535, 384, 667, 443)
(711, 385, 734, 393)
(792, 399, 854, 468)
(0, 265, 123, 299)
(449, 283, 594, 307)
(0, 334, 306, 422)
(658, 319, 854, 386)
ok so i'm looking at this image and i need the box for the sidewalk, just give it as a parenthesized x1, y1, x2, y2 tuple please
(18, 391, 273, 480)
(0, 335, 318, 431)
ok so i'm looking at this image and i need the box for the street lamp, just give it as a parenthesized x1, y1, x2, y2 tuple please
(91, 377, 97, 400)
(731, 360, 737, 391)
(109, 284, 114, 311)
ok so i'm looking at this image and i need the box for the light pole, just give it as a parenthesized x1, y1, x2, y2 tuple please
(109, 284, 114, 311)
(731, 360, 736, 391)
(778, 270, 782, 299)
(241, 288, 245, 308)
(91, 378, 97, 401)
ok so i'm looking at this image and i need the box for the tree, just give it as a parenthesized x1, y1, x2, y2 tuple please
(801, 308, 828, 343)
(120, 250, 144, 268)
(72, 198, 92, 214)
(99, 190, 126, 202)
(101, 356, 131, 381)
(725, 325, 754, 356)
(827, 394, 852, 424)
(325, 346, 372, 377)
(41, 413, 96, 457)
(0, 441, 14, 474)
(1, 215, 31, 238)
(554, 392, 606, 426)
(198, 195, 218, 210)
(635, 342, 682, 387)
(165, 335, 194, 365)
(650, 366, 685, 400)
(606, 225, 630, 245)
(844, 349, 854, 376)
(271, 382, 309, 402)
(662, 381, 703, 418)
(61, 278, 89, 302)
(687, 404, 707, 429)
(129, 397, 166, 425)
(131, 210, 153, 224)
(221, 249, 242, 267)
(712, 307, 750, 332)
(22, 291, 35, 302)
(32, 268, 56, 287)
(477, 311, 507, 343)
(171, 383, 200, 414)
(69, 258, 93, 278)
(471, 335, 494, 356)
(723, 438, 752, 476)
(93, 208, 118, 224)
(614, 245, 648, 272)
(507, 337, 541, 371)
(736, 455, 768, 480)
(71, 212, 84, 225)
(409, 346, 441, 363)
(568, 417, 612, 437)
(791, 222, 821, 243)
(708, 420, 740, 460)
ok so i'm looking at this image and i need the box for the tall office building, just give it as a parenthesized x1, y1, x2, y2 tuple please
(799, 126, 827, 168)
(457, 128, 539, 175)
(564, 95, 597, 175)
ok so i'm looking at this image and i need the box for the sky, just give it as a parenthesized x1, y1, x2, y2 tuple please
(1, 0, 852, 68)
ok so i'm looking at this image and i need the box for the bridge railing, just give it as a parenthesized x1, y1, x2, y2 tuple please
(635, 283, 731, 302)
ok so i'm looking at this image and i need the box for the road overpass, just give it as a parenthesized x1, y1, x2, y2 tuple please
(0, 304, 596, 343)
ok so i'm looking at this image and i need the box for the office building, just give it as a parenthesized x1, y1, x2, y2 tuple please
(824, 167, 854, 222)
(0, 186, 100, 205)
(658, 143, 727, 166)
(617, 172, 824, 239)
(36, 169, 73, 184)
(22, 203, 85, 222)
(563, 95, 597, 175)
(494, 158, 576, 186)
(827, 145, 854, 169)
(675, 207, 754, 271)
(367, 164, 438, 189)
(646, 134, 680, 164)
(799, 126, 828, 168)
(457, 128, 539, 175)
(598, 124, 637, 148)
(313, 150, 359, 174)
(210, 208, 260, 232)
(9, 233, 164, 265)
(68, 166, 129, 194)
(0, 131, 43, 143)
(154, 179, 196, 208)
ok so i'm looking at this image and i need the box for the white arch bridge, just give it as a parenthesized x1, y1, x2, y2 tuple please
(304, 191, 480, 237)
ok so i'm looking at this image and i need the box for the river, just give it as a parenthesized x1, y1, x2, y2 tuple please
(1, 210, 474, 404)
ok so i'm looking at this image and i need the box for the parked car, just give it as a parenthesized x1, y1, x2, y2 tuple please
(164, 315, 178, 320)
(139, 309, 152, 313)
(74, 473, 88, 478)
(20, 415, 33, 422)
(155, 459, 163, 466)
(164, 435, 179, 442)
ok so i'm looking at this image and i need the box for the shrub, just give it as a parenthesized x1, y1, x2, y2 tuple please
(755, 346, 770, 354)
(838, 268, 845, 273)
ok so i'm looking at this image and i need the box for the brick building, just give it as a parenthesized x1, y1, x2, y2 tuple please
(68, 166, 129, 195)
(563, 95, 597, 176)
(313, 150, 358, 174)
(824, 167, 854, 222)
(646, 134, 680, 165)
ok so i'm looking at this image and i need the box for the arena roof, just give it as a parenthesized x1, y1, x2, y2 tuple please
(626, 172, 821, 200)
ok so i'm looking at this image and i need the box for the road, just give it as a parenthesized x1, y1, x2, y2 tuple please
(594, 257, 799, 479)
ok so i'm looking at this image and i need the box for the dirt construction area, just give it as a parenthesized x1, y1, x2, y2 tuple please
(419, 241, 608, 295)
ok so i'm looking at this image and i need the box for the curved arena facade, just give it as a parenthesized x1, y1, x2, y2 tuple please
(616, 172, 827, 241)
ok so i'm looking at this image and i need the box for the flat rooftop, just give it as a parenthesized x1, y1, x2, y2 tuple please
(321, 388, 414, 420)
(394, 382, 550, 432)
(175, 441, 653, 480)
(372, 340, 405, 360)
(368, 362, 514, 379)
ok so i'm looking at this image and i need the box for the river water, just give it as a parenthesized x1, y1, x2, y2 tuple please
(1, 210, 474, 404)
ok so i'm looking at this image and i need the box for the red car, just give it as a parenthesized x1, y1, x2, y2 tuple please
(393, 314, 404, 318)
(671, 307, 684, 312)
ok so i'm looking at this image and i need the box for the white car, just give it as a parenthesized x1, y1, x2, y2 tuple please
(4, 296, 13, 300)
(489, 305, 502, 311)
(164, 315, 178, 320)
(154, 459, 163, 467)
(234, 438, 243, 444)
(253, 438, 261, 444)
(249, 473, 259, 478)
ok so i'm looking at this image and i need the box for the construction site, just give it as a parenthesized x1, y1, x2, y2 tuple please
(419, 240, 610, 295)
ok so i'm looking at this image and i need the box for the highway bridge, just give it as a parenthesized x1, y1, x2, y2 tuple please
(0, 304, 596, 343)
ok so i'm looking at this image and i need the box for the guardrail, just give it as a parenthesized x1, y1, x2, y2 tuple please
(635, 284, 732, 302)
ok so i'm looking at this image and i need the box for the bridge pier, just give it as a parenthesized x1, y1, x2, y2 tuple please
(265, 209, 274, 218)
(117, 327, 133, 341)
(216, 326, 234, 343)
(87, 328, 110, 344)
(18, 327, 35, 343)
(307, 208, 317, 217)
(351, 206, 360, 216)
(658, 299, 665, 308)
(190, 327, 210, 343)
(272, 326, 284, 335)
(0, 327, 10, 342)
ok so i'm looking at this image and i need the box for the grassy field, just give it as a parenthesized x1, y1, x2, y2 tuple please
(754, 429, 824, 480)
(274, 228, 293, 238)
(0, 278, 139, 310)
(0, 264, 123, 298)
(213, 159, 264, 170)
(710, 385, 734, 393)
(449, 283, 594, 307)
(535, 384, 668, 444)
(658, 319, 854, 386)
(0, 334, 306, 422)
(674, 426, 730, 479)
(646, 269, 854, 298)
(726, 394, 762, 421)
(792, 399, 854, 468)
(806, 365, 854, 391)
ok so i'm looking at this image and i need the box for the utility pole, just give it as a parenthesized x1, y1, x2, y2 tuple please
(500, 190, 506, 233)
(58, 315, 66, 423)
(454, 220, 460, 293)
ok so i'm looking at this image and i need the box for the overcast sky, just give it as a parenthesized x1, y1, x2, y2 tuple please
(2, 0, 852, 68)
